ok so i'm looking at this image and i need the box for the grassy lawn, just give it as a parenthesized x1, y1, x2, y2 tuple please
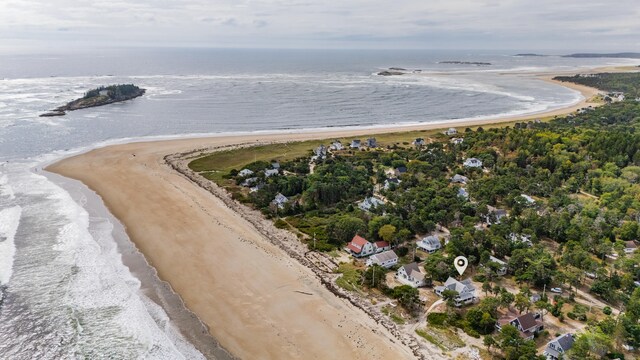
(335, 262, 362, 292)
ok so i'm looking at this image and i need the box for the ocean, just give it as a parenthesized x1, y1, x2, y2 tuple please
(0, 48, 637, 359)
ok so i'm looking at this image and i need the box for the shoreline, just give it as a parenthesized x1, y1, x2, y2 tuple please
(44, 69, 618, 359)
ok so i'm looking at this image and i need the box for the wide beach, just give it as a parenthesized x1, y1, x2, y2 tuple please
(46, 73, 605, 359)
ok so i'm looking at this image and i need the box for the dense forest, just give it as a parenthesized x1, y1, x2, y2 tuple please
(554, 72, 640, 97)
(197, 75, 640, 359)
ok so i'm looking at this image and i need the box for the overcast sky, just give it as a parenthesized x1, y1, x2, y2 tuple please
(1, 0, 639, 51)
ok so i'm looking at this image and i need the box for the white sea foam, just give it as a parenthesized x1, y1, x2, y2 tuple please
(0, 174, 15, 200)
(0, 205, 21, 285)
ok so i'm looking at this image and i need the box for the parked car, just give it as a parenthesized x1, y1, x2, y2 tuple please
(585, 272, 597, 279)
(550, 287, 563, 294)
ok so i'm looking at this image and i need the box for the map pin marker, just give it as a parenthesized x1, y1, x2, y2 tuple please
(454, 256, 468, 276)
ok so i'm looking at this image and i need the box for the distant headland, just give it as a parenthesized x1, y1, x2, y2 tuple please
(563, 52, 640, 59)
(438, 61, 492, 66)
(40, 84, 145, 117)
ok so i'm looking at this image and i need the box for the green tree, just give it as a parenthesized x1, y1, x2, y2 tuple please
(378, 224, 397, 243)
(567, 329, 612, 359)
(326, 215, 366, 244)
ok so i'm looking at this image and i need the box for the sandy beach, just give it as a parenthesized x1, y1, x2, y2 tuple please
(46, 73, 607, 359)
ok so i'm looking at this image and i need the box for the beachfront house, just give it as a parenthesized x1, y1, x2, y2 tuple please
(435, 277, 477, 306)
(272, 193, 288, 209)
(314, 144, 327, 159)
(458, 187, 469, 200)
(394, 166, 407, 177)
(264, 168, 279, 177)
(463, 158, 483, 168)
(373, 240, 391, 253)
(350, 139, 361, 149)
(543, 334, 575, 360)
(396, 263, 427, 288)
(413, 138, 426, 146)
(366, 250, 398, 268)
(358, 197, 385, 212)
(241, 177, 259, 187)
(271, 161, 280, 169)
(238, 168, 254, 177)
(450, 174, 469, 184)
(417, 235, 441, 254)
(366, 137, 377, 148)
(445, 127, 458, 136)
(624, 241, 638, 254)
(496, 312, 543, 340)
(330, 141, 344, 151)
(509, 233, 533, 247)
(450, 138, 464, 145)
(346, 235, 375, 257)
(384, 178, 401, 190)
(250, 183, 264, 193)
(488, 256, 507, 276)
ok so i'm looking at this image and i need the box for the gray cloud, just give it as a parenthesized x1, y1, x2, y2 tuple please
(0, 0, 638, 51)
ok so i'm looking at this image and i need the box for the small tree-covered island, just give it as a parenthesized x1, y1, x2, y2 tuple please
(40, 84, 145, 117)
(188, 73, 640, 359)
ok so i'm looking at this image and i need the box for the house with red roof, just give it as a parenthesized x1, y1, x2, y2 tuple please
(346, 235, 375, 257)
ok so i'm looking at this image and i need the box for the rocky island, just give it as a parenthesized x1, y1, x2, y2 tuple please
(40, 84, 145, 117)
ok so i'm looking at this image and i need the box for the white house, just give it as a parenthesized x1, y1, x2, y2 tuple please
(272, 193, 288, 209)
(264, 168, 279, 177)
(330, 141, 344, 151)
(463, 158, 483, 168)
(373, 240, 391, 253)
(509, 233, 533, 246)
(366, 250, 399, 268)
(520, 194, 536, 205)
(496, 312, 543, 340)
(366, 137, 377, 148)
(314, 145, 327, 159)
(488, 256, 507, 276)
(238, 168, 254, 177)
(241, 177, 258, 187)
(445, 127, 458, 136)
(458, 187, 469, 200)
(450, 138, 464, 145)
(624, 241, 638, 254)
(413, 138, 426, 146)
(435, 277, 477, 306)
(417, 235, 441, 254)
(543, 334, 575, 360)
(358, 197, 385, 212)
(350, 139, 361, 149)
(396, 263, 427, 288)
(346, 235, 375, 257)
(450, 174, 469, 184)
(271, 161, 280, 169)
(485, 206, 508, 225)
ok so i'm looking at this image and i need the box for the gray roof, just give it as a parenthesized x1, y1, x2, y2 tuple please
(401, 263, 425, 281)
(551, 333, 575, 352)
(440, 277, 475, 293)
(371, 250, 398, 263)
(489, 256, 506, 266)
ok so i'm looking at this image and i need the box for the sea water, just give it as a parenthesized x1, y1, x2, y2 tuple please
(0, 48, 636, 359)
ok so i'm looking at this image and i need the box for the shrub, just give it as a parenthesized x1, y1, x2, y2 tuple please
(603, 306, 612, 315)
(427, 312, 447, 326)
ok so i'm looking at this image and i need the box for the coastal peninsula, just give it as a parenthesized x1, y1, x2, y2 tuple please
(40, 84, 145, 117)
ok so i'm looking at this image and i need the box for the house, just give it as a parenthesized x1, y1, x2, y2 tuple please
(485, 206, 508, 225)
(496, 312, 543, 340)
(445, 127, 458, 136)
(241, 177, 259, 187)
(384, 178, 401, 190)
(238, 168, 254, 177)
(488, 256, 507, 276)
(463, 158, 483, 168)
(272, 193, 288, 209)
(394, 166, 407, 177)
(330, 141, 344, 151)
(99, 89, 109, 96)
(520, 194, 535, 205)
(346, 235, 375, 257)
(624, 241, 638, 254)
(413, 138, 426, 146)
(350, 139, 361, 149)
(396, 263, 427, 288)
(417, 235, 441, 254)
(374, 240, 391, 253)
(314, 145, 327, 159)
(249, 183, 264, 193)
(264, 168, 279, 177)
(358, 197, 385, 212)
(366, 137, 377, 148)
(366, 250, 398, 268)
(543, 333, 575, 360)
(458, 187, 469, 200)
(271, 161, 280, 170)
(435, 277, 477, 306)
(450, 138, 464, 145)
(450, 174, 469, 184)
(509, 233, 533, 246)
